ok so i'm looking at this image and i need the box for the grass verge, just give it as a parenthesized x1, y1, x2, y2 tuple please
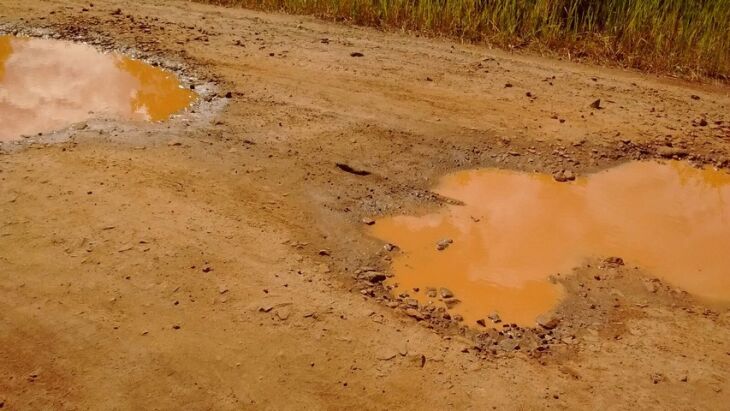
(199, 0, 729, 81)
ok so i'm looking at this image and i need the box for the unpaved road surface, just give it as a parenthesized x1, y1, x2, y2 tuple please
(1, 0, 730, 409)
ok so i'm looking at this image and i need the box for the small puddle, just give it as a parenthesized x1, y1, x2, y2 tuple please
(370, 161, 730, 326)
(0, 35, 196, 142)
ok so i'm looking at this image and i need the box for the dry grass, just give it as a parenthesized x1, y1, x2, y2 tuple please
(199, 0, 730, 80)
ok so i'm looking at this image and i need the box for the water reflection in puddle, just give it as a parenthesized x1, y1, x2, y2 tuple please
(0, 35, 196, 142)
(371, 161, 730, 326)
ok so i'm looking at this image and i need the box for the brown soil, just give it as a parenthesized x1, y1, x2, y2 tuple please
(1, 1, 729, 409)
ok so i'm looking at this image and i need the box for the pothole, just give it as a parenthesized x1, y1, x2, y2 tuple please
(370, 160, 730, 326)
(0, 35, 197, 142)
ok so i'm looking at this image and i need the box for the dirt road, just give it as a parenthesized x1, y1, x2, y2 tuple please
(1, 0, 729, 409)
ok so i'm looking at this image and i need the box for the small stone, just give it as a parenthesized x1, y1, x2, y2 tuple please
(408, 353, 426, 367)
(218, 285, 229, 294)
(443, 297, 461, 308)
(377, 351, 397, 361)
(258, 305, 274, 313)
(698, 119, 708, 127)
(318, 249, 331, 256)
(436, 238, 453, 251)
(361, 217, 375, 225)
(350, 52, 364, 57)
(225, 91, 233, 98)
(553, 170, 576, 182)
(172, 324, 181, 330)
(426, 288, 437, 298)
(276, 309, 290, 320)
(643, 280, 659, 293)
(691, 94, 700, 100)
(657, 146, 688, 158)
(476, 319, 487, 327)
(651, 373, 666, 384)
(498, 338, 520, 351)
(488, 312, 502, 323)
(363, 271, 387, 283)
(453, 314, 464, 322)
(405, 308, 424, 320)
(398, 343, 409, 356)
(537, 315, 559, 330)
(589, 99, 601, 109)
(439, 288, 454, 298)
(405, 298, 419, 308)
(603, 256, 624, 266)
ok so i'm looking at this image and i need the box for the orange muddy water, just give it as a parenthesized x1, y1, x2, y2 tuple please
(0, 35, 195, 141)
(371, 161, 730, 326)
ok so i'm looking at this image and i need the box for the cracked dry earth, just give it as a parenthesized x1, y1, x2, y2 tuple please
(1, 0, 730, 409)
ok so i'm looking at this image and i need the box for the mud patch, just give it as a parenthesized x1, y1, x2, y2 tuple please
(0, 35, 195, 142)
(371, 161, 730, 326)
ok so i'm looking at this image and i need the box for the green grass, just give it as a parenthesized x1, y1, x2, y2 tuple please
(200, 0, 730, 80)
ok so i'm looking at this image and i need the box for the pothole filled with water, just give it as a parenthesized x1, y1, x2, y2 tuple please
(370, 161, 730, 326)
(0, 35, 196, 142)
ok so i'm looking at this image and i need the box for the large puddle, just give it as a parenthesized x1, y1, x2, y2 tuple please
(371, 161, 730, 326)
(0, 35, 196, 141)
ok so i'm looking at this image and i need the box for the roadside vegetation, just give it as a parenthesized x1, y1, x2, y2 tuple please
(201, 0, 730, 80)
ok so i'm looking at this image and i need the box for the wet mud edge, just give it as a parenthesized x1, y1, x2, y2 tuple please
(0, 23, 227, 150)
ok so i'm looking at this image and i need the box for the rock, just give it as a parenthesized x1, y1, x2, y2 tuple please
(691, 94, 700, 100)
(504, 83, 513, 88)
(361, 217, 375, 225)
(476, 318, 487, 327)
(487, 312, 502, 324)
(651, 373, 666, 384)
(443, 297, 460, 308)
(436, 238, 453, 250)
(643, 280, 659, 293)
(350, 52, 364, 57)
(453, 314, 464, 322)
(537, 315, 560, 329)
(698, 118, 708, 127)
(603, 256, 624, 267)
(363, 271, 387, 283)
(426, 288, 437, 298)
(405, 308, 424, 320)
(318, 249, 331, 256)
(405, 298, 419, 308)
(589, 99, 601, 109)
(408, 353, 426, 367)
(657, 146, 688, 158)
(498, 338, 520, 351)
(439, 288, 454, 298)
(336, 162, 371, 176)
(218, 285, 229, 294)
(258, 305, 274, 313)
(275, 308, 290, 320)
(398, 343, 409, 356)
(553, 170, 576, 182)
(377, 351, 397, 361)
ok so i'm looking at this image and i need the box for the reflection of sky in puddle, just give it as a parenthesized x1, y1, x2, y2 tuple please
(0, 35, 196, 141)
(371, 161, 730, 326)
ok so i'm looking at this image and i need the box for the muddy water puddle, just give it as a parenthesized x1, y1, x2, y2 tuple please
(0, 35, 195, 142)
(371, 161, 730, 326)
